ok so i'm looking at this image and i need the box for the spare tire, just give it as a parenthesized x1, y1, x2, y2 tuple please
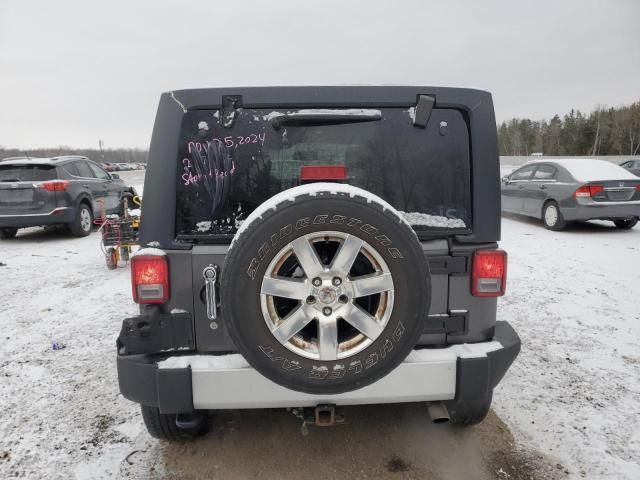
(221, 184, 431, 394)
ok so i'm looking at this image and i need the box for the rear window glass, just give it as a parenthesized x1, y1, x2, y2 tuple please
(175, 108, 471, 238)
(0, 164, 57, 181)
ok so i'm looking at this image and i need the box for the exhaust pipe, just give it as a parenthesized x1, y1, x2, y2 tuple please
(427, 401, 450, 423)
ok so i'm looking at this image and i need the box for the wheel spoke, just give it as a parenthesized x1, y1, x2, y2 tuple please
(261, 276, 308, 300)
(272, 305, 314, 344)
(291, 236, 324, 278)
(330, 235, 364, 275)
(343, 304, 384, 339)
(318, 317, 338, 360)
(351, 272, 393, 298)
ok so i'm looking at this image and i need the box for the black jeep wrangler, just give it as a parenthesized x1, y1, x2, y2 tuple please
(117, 86, 520, 440)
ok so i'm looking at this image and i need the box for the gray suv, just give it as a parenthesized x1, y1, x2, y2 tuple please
(117, 86, 520, 440)
(0, 155, 132, 238)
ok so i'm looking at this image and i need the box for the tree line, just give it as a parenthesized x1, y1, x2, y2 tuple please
(498, 100, 640, 157)
(0, 147, 147, 165)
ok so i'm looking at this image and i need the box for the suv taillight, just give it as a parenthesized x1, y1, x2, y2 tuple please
(131, 254, 169, 303)
(471, 249, 507, 297)
(574, 184, 603, 197)
(40, 180, 70, 192)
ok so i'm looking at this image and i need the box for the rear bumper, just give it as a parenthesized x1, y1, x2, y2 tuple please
(117, 321, 520, 413)
(562, 202, 640, 221)
(0, 206, 76, 227)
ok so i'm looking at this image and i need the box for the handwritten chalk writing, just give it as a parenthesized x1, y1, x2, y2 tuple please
(187, 132, 265, 154)
(182, 157, 237, 186)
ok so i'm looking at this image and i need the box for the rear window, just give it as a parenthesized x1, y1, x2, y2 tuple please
(0, 164, 57, 182)
(175, 108, 471, 239)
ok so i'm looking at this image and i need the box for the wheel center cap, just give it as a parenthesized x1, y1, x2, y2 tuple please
(318, 287, 337, 305)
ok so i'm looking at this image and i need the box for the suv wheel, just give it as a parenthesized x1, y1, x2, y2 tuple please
(222, 186, 431, 395)
(445, 392, 493, 426)
(542, 201, 566, 231)
(69, 204, 93, 237)
(0, 227, 18, 239)
(613, 217, 638, 230)
(140, 405, 209, 441)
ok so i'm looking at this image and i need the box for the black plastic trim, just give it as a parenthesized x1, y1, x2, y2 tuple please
(454, 321, 521, 401)
(117, 354, 194, 414)
(117, 312, 194, 355)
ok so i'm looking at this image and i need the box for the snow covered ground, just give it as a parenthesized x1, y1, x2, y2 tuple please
(1, 168, 639, 479)
(0, 228, 140, 479)
(495, 215, 640, 479)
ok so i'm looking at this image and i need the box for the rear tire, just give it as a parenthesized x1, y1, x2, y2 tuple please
(445, 392, 493, 426)
(140, 405, 208, 441)
(69, 204, 93, 237)
(542, 201, 566, 231)
(613, 218, 638, 230)
(0, 227, 18, 239)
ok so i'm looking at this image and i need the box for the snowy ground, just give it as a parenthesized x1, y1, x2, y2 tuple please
(0, 226, 140, 479)
(1, 168, 639, 479)
(495, 214, 640, 479)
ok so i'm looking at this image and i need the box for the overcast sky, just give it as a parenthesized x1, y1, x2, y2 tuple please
(1, 0, 639, 149)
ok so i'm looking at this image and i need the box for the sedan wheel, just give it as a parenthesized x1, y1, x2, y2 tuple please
(542, 202, 566, 231)
(0, 227, 19, 239)
(613, 218, 638, 230)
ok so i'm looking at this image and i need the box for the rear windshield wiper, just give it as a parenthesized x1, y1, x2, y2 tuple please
(271, 109, 381, 130)
(0, 178, 22, 182)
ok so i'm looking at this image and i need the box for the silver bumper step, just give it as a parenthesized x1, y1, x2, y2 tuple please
(158, 341, 503, 410)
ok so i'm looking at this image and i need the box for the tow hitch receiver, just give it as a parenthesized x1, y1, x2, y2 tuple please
(314, 404, 337, 427)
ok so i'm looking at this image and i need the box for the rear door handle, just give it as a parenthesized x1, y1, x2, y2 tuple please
(203, 266, 218, 320)
(540, 185, 547, 190)
(82, 184, 90, 188)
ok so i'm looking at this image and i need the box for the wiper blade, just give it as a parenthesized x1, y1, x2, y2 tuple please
(0, 178, 22, 182)
(271, 109, 381, 130)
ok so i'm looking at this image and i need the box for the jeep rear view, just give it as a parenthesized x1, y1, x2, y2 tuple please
(116, 86, 520, 440)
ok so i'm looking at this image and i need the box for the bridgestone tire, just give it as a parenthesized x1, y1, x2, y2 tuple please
(221, 188, 431, 395)
(140, 405, 208, 441)
(445, 392, 493, 426)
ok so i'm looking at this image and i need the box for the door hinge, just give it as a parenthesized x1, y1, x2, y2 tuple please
(427, 255, 467, 275)
(424, 310, 467, 334)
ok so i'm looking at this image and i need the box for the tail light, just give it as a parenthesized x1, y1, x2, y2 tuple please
(131, 254, 169, 303)
(300, 165, 347, 181)
(636, 184, 640, 192)
(471, 249, 507, 297)
(574, 184, 603, 197)
(40, 180, 70, 192)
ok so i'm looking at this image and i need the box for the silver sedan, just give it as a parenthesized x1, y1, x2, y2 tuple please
(502, 159, 640, 230)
